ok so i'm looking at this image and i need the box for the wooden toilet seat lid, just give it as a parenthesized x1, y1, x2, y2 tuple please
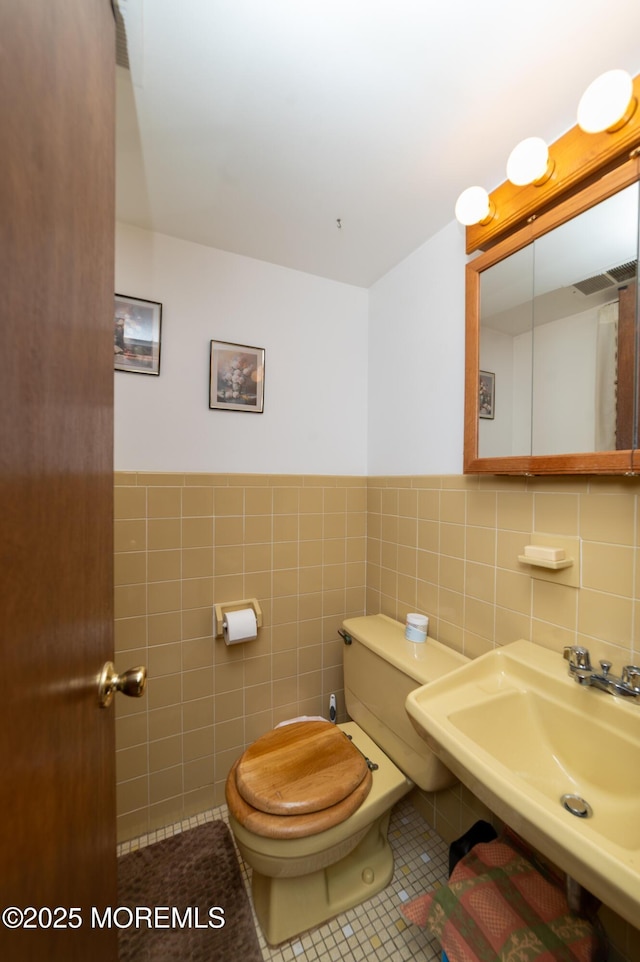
(226, 756, 372, 839)
(235, 720, 369, 816)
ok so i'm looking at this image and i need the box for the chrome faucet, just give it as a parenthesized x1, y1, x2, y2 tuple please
(563, 645, 640, 699)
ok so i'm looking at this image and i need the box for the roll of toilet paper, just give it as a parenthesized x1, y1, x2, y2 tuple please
(223, 608, 258, 645)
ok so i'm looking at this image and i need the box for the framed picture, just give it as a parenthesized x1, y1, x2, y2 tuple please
(209, 340, 265, 413)
(479, 370, 495, 419)
(114, 294, 162, 375)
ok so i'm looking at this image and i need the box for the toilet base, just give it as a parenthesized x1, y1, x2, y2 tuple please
(251, 809, 394, 945)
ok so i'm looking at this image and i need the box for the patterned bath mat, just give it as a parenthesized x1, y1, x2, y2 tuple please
(117, 820, 262, 962)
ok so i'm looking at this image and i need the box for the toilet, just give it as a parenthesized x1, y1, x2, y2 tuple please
(225, 613, 469, 944)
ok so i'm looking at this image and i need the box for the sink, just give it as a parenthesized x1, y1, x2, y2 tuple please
(405, 639, 640, 927)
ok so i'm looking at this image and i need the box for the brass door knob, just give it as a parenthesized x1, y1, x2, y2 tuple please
(98, 662, 147, 708)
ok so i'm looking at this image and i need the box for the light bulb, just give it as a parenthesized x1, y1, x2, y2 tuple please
(577, 69, 635, 134)
(506, 137, 551, 186)
(454, 186, 493, 226)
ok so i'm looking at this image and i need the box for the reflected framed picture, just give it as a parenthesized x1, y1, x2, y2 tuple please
(209, 340, 265, 413)
(114, 294, 162, 375)
(479, 370, 495, 419)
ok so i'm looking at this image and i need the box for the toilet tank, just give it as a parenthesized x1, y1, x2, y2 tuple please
(341, 614, 469, 792)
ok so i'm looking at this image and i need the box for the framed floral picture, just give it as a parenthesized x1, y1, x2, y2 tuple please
(209, 340, 265, 412)
(114, 294, 162, 375)
(479, 370, 495, 419)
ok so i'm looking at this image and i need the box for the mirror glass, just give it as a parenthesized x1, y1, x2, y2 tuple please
(478, 182, 639, 460)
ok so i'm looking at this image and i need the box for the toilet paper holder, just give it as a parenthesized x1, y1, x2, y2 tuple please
(214, 598, 263, 638)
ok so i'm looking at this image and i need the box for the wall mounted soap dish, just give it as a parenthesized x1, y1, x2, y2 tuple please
(517, 554, 573, 570)
(518, 543, 573, 570)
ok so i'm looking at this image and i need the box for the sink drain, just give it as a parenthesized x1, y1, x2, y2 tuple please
(561, 793, 593, 818)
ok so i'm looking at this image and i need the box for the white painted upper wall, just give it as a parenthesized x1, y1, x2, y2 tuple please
(367, 221, 467, 475)
(115, 220, 468, 476)
(114, 223, 369, 474)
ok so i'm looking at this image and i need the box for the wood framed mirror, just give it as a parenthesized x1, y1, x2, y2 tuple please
(464, 154, 640, 475)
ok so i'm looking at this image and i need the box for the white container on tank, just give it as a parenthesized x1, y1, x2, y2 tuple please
(405, 613, 428, 643)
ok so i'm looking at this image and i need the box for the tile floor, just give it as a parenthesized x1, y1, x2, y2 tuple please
(118, 795, 448, 961)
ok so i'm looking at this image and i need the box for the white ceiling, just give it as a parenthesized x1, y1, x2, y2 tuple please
(115, 0, 640, 288)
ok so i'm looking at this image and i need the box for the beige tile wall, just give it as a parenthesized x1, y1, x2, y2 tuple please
(114, 472, 367, 842)
(114, 469, 640, 956)
(368, 473, 640, 670)
(368, 471, 640, 962)
(116, 469, 640, 836)
(368, 471, 640, 840)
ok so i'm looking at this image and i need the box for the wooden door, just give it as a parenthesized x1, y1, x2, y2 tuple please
(0, 2, 117, 959)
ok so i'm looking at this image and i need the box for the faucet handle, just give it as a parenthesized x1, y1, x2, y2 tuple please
(563, 645, 592, 673)
(622, 665, 640, 693)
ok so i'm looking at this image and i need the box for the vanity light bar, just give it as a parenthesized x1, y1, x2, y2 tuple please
(457, 69, 640, 254)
